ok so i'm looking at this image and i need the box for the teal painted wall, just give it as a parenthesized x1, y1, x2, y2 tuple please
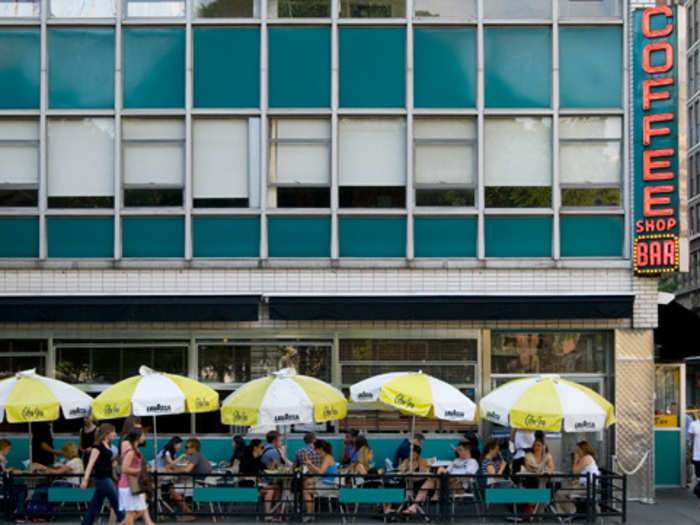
(123, 28, 185, 108)
(0, 217, 39, 258)
(122, 217, 185, 258)
(414, 28, 476, 108)
(193, 216, 260, 258)
(560, 216, 623, 257)
(269, 27, 330, 108)
(0, 29, 40, 109)
(49, 28, 115, 109)
(339, 27, 405, 108)
(414, 217, 477, 258)
(654, 430, 681, 486)
(559, 27, 622, 108)
(485, 217, 552, 257)
(268, 217, 331, 258)
(484, 28, 551, 108)
(47, 217, 114, 258)
(339, 217, 406, 258)
(194, 27, 260, 108)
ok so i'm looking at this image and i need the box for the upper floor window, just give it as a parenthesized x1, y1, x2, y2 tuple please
(194, 0, 258, 17)
(559, 0, 621, 19)
(126, 0, 185, 17)
(0, 0, 39, 16)
(339, 0, 405, 17)
(50, 0, 115, 17)
(414, 0, 475, 19)
(268, 0, 329, 17)
(0, 120, 38, 207)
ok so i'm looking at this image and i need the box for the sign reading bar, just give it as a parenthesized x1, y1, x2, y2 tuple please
(633, 6, 680, 275)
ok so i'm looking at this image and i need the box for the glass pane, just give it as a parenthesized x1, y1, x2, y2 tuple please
(0, 339, 46, 353)
(490, 331, 610, 374)
(124, 144, 184, 187)
(0, 356, 45, 379)
(484, 0, 551, 19)
(559, 116, 621, 140)
(0, 0, 39, 17)
(414, 118, 475, 140)
(193, 119, 248, 199)
(560, 142, 620, 185)
(126, 0, 184, 17)
(268, 0, 329, 17)
(655, 367, 681, 424)
(340, 0, 404, 17)
(50, 0, 115, 16)
(272, 143, 330, 185)
(339, 187, 406, 208)
(561, 188, 621, 207)
(415, 144, 475, 185)
(91, 348, 120, 383)
(0, 145, 38, 185)
(340, 339, 477, 363)
(414, 0, 474, 18)
(415, 189, 474, 207)
(0, 29, 40, 109)
(56, 348, 91, 383)
(194, 0, 256, 17)
(276, 187, 330, 208)
(198, 346, 251, 384)
(559, 0, 621, 18)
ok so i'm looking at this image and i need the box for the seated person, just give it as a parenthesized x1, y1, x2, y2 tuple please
(261, 431, 291, 469)
(349, 435, 367, 464)
(521, 436, 554, 488)
(554, 441, 599, 515)
(31, 422, 63, 468)
(294, 432, 321, 468)
(302, 440, 338, 517)
(403, 441, 478, 514)
(167, 438, 212, 519)
(340, 430, 359, 466)
(351, 445, 383, 488)
(239, 439, 265, 484)
(223, 435, 247, 470)
(0, 439, 27, 519)
(480, 439, 512, 488)
(155, 436, 183, 470)
(393, 433, 425, 468)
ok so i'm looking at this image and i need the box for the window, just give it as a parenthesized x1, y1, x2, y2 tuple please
(414, 0, 475, 19)
(339, 217, 406, 257)
(0, 0, 39, 16)
(484, 0, 551, 19)
(339, 118, 406, 207)
(491, 331, 610, 375)
(0, 340, 46, 380)
(122, 217, 184, 257)
(50, 0, 115, 16)
(193, 118, 259, 208)
(122, 119, 184, 207)
(48, 118, 114, 208)
(692, 205, 697, 236)
(691, 105, 696, 148)
(339, 339, 477, 390)
(560, 215, 623, 257)
(484, 117, 552, 208)
(126, 0, 185, 17)
(0, 217, 38, 257)
(690, 55, 695, 98)
(559, 0, 621, 19)
(194, 0, 257, 17)
(560, 116, 621, 207)
(268, 0, 329, 17)
(339, 0, 405, 17)
(267, 216, 331, 257)
(269, 119, 330, 208)
(414, 118, 476, 207)
(47, 217, 114, 258)
(0, 29, 40, 109)
(0, 120, 38, 207)
(485, 216, 552, 257)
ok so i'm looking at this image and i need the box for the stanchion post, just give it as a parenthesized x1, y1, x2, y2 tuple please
(439, 472, 450, 522)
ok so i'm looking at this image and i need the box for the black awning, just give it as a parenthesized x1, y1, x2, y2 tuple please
(268, 295, 634, 321)
(655, 301, 700, 362)
(0, 296, 260, 323)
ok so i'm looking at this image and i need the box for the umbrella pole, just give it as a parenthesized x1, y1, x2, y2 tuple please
(153, 416, 158, 465)
(409, 415, 415, 473)
(28, 421, 32, 465)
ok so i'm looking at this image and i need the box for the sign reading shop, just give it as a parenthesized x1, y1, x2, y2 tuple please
(633, 6, 681, 275)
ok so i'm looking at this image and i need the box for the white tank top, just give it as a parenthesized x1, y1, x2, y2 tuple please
(579, 456, 599, 485)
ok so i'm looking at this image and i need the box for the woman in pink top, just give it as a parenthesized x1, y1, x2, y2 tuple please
(119, 428, 154, 525)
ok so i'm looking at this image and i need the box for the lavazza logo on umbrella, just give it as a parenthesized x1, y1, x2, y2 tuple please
(486, 411, 500, 421)
(274, 413, 301, 423)
(146, 403, 172, 413)
(356, 391, 373, 400)
(68, 407, 88, 417)
(574, 420, 596, 430)
(443, 409, 465, 418)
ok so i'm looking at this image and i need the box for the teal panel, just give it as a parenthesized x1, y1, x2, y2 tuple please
(414, 217, 476, 258)
(560, 216, 623, 257)
(0, 217, 38, 258)
(560, 27, 622, 108)
(654, 430, 681, 486)
(269, 27, 330, 108)
(47, 217, 114, 258)
(339, 488, 405, 504)
(485, 217, 552, 257)
(193, 216, 260, 258)
(339, 27, 405, 108)
(194, 28, 260, 108)
(484, 28, 551, 108)
(268, 217, 330, 257)
(122, 217, 184, 258)
(123, 28, 185, 108)
(194, 487, 259, 503)
(339, 217, 406, 258)
(0, 29, 40, 109)
(485, 489, 550, 504)
(414, 28, 476, 108)
(48, 488, 95, 503)
(49, 29, 114, 109)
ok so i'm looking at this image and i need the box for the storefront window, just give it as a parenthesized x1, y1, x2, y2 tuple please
(0, 339, 46, 379)
(491, 331, 609, 374)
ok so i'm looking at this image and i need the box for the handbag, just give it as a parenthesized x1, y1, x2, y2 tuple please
(128, 472, 143, 495)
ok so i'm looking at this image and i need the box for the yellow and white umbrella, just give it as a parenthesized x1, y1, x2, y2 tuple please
(221, 368, 347, 426)
(479, 375, 615, 432)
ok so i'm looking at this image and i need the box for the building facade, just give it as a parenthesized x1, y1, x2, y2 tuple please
(0, 0, 684, 500)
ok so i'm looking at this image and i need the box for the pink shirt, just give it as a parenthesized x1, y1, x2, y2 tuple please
(118, 446, 142, 488)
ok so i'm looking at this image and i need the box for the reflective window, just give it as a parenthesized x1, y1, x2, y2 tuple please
(0, 340, 46, 379)
(484, 117, 552, 208)
(0, 0, 39, 17)
(484, 0, 551, 19)
(122, 119, 184, 207)
(414, 0, 474, 19)
(491, 331, 610, 375)
(268, 0, 329, 17)
(0, 120, 39, 207)
(560, 116, 621, 207)
(126, 0, 185, 17)
(559, 0, 621, 19)
(414, 118, 476, 207)
(50, 0, 116, 17)
(48, 119, 114, 209)
(194, 0, 257, 17)
(339, 0, 404, 17)
(269, 119, 330, 208)
(339, 118, 406, 208)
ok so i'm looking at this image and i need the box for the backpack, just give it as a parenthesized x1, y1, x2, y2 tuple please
(27, 487, 52, 519)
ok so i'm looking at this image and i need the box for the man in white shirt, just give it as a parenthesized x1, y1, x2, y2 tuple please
(688, 413, 700, 492)
(511, 428, 535, 476)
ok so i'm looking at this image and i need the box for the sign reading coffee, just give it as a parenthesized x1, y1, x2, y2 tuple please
(633, 6, 681, 275)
